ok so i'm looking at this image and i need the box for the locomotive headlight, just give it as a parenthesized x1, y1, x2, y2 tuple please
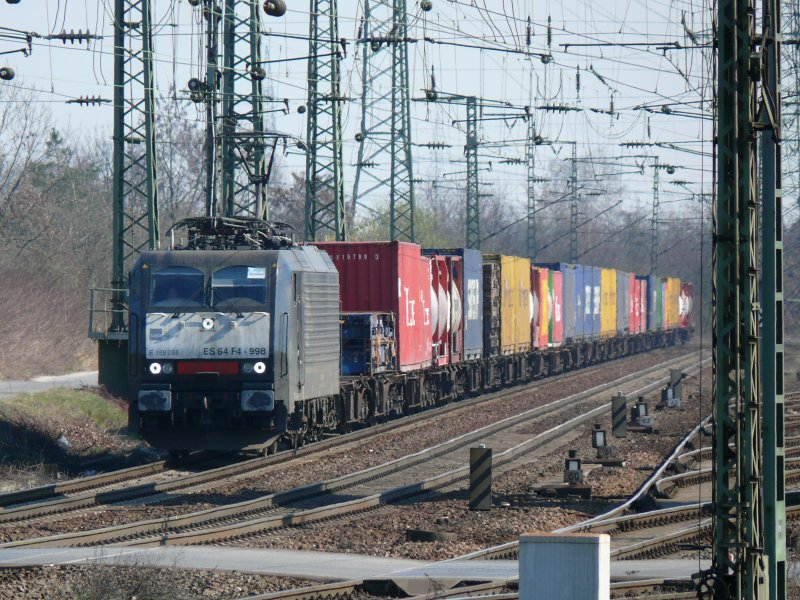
(254, 361, 266, 374)
(161, 362, 174, 375)
(149, 362, 162, 375)
(202, 317, 215, 331)
(242, 362, 255, 374)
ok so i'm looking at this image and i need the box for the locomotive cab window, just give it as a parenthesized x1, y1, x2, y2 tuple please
(212, 265, 268, 308)
(150, 267, 205, 307)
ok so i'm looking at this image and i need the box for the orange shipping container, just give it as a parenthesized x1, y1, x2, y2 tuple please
(600, 268, 617, 338)
(497, 255, 532, 354)
(664, 277, 681, 329)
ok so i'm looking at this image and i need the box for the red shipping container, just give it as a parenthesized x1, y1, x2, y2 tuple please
(632, 278, 641, 334)
(312, 241, 433, 372)
(679, 282, 694, 329)
(445, 255, 464, 364)
(628, 273, 636, 334)
(430, 255, 453, 366)
(550, 270, 564, 345)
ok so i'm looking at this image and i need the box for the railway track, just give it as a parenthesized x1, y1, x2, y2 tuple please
(452, 392, 800, 564)
(229, 384, 797, 600)
(0, 349, 694, 529)
(234, 577, 696, 600)
(1, 353, 703, 549)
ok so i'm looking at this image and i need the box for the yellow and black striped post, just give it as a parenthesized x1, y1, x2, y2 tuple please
(469, 446, 492, 510)
(612, 392, 627, 438)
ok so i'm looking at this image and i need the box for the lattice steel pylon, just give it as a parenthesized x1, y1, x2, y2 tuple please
(526, 117, 536, 260)
(711, 0, 768, 593)
(465, 96, 479, 249)
(650, 158, 659, 274)
(352, 0, 416, 241)
(568, 143, 578, 263)
(221, 0, 268, 220)
(92, 0, 159, 395)
(112, 0, 159, 311)
(761, 0, 786, 595)
(305, 0, 346, 241)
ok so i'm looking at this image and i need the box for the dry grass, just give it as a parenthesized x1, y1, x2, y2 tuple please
(0, 388, 133, 491)
(0, 267, 96, 380)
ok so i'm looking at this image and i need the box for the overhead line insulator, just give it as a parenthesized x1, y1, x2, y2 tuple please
(65, 95, 110, 106)
(45, 30, 102, 44)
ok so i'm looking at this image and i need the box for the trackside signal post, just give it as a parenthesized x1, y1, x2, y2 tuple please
(707, 0, 784, 594)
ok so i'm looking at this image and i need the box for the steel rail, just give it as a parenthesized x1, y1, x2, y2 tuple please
(1, 354, 701, 549)
(0, 350, 693, 524)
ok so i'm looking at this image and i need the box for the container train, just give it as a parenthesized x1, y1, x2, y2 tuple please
(127, 217, 693, 453)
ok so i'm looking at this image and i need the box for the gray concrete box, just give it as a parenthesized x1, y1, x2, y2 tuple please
(519, 532, 610, 600)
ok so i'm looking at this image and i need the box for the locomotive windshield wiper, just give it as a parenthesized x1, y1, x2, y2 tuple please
(220, 303, 244, 319)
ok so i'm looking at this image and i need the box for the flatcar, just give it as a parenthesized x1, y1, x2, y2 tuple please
(127, 217, 693, 454)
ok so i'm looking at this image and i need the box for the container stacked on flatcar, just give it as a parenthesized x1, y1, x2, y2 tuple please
(423, 248, 484, 361)
(531, 266, 549, 349)
(679, 283, 694, 329)
(483, 254, 532, 355)
(311, 241, 432, 373)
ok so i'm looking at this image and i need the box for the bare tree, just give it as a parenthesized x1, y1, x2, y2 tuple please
(0, 83, 51, 208)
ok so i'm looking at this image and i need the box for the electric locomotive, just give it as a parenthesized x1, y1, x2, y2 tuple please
(128, 217, 341, 453)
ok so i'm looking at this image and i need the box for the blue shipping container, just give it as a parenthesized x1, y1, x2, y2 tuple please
(582, 266, 601, 339)
(574, 264, 588, 340)
(423, 248, 484, 360)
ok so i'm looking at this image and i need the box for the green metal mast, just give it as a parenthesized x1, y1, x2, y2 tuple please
(202, 0, 221, 218)
(353, 0, 416, 241)
(569, 143, 578, 263)
(650, 157, 659, 274)
(526, 116, 536, 261)
(465, 96, 480, 249)
(93, 0, 159, 395)
(416, 91, 481, 249)
(305, 0, 346, 241)
(761, 0, 786, 594)
(712, 0, 767, 594)
(221, 0, 268, 219)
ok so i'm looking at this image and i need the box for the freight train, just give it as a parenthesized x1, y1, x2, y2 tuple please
(127, 217, 693, 453)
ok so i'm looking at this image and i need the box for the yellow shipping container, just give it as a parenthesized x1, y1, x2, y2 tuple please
(664, 277, 681, 329)
(600, 268, 617, 338)
(500, 255, 532, 354)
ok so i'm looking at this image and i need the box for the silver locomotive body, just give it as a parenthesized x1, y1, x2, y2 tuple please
(128, 245, 340, 452)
